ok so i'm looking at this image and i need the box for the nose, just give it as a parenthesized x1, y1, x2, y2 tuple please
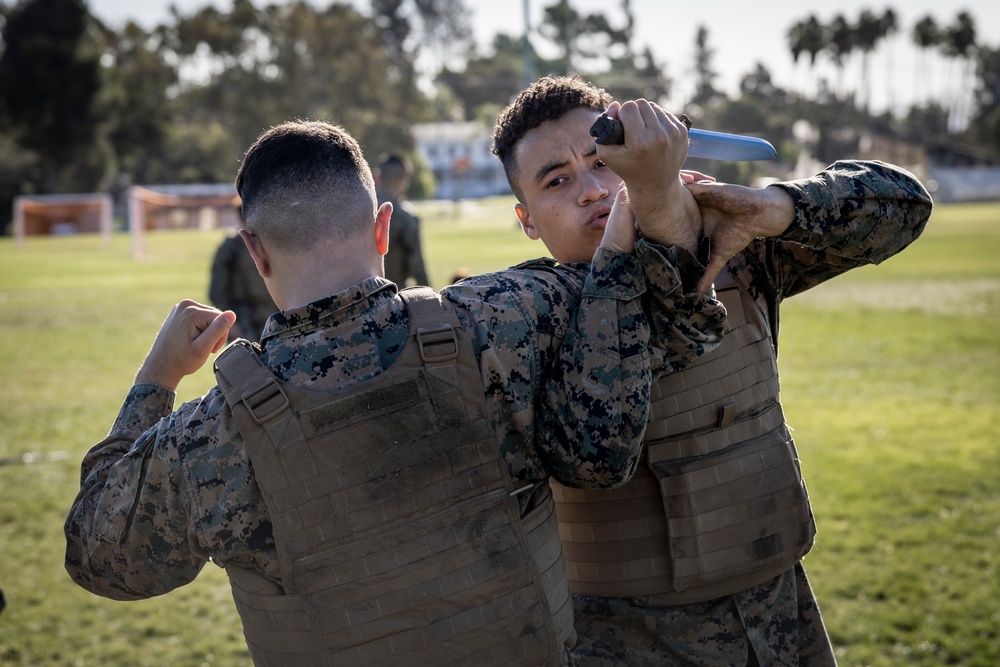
(578, 171, 609, 206)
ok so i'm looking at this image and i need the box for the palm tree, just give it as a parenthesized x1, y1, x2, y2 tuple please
(912, 15, 940, 107)
(945, 11, 976, 131)
(941, 10, 977, 131)
(879, 9, 899, 115)
(787, 14, 825, 100)
(855, 9, 883, 114)
(826, 14, 854, 101)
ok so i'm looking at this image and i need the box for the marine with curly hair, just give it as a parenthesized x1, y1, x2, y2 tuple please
(493, 75, 933, 666)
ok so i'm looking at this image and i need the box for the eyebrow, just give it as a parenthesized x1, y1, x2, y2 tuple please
(532, 146, 599, 185)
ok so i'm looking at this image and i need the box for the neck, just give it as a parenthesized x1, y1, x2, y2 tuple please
(268, 241, 382, 311)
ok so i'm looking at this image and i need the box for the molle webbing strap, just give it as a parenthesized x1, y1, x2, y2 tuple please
(646, 400, 785, 467)
(552, 272, 816, 603)
(643, 269, 775, 447)
(552, 464, 674, 598)
(522, 483, 576, 648)
(215, 340, 306, 452)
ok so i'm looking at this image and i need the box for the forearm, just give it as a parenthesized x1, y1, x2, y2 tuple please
(64, 385, 202, 600)
(629, 178, 703, 253)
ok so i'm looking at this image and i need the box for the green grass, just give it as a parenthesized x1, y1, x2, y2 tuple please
(0, 200, 997, 666)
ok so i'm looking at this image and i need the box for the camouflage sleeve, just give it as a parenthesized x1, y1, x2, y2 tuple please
(447, 244, 724, 490)
(765, 159, 933, 298)
(64, 384, 207, 600)
(635, 239, 728, 376)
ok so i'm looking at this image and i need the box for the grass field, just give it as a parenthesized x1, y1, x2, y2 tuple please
(0, 197, 997, 666)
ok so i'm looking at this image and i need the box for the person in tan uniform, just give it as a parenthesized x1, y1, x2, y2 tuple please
(492, 76, 933, 666)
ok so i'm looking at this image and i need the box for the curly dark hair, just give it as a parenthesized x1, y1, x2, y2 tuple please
(492, 76, 613, 200)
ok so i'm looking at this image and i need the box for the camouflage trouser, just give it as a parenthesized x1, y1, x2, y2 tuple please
(569, 563, 837, 666)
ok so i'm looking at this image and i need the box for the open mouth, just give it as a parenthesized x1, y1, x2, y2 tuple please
(588, 210, 611, 229)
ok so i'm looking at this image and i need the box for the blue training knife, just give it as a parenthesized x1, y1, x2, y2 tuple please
(590, 113, 777, 161)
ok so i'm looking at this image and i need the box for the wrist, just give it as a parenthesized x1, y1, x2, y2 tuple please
(759, 186, 796, 237)
(134, 358, 183, 392)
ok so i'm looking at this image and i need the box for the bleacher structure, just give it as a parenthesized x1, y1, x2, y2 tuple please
(12, 192, 113, 246)
(12, 184, 243, 259)
(127, 183, 241, 259)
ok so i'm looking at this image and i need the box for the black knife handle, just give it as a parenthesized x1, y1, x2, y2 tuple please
(589, 112, 693, 146)
(590, 113, 624, 145)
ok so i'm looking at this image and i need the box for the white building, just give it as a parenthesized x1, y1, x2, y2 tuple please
(412, 122, 511, 200)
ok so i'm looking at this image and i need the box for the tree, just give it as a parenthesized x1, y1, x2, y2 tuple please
(539, 0, 631, 75)
(912, 15, 941, 107)
(438, 0, 666, 118)
(825, 14, 854, 101)
(0, 0, 103, 192)
(689, 25, 722, 111)
(436, 34, 537, 118)
(99, 20, 178, 185)
(156, 1, 429, 182)
(786, 15, 825, 101)
(372, 0, 472, 64)
(854, 9, 891, 115)
(878, 9, 899, 115)
(594, 44, 671, 107)
(940, 10, 977, 132)
(970, 44, 1000, 155)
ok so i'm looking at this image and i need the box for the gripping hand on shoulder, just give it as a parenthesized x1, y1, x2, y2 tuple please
(687, 181, 794, 293)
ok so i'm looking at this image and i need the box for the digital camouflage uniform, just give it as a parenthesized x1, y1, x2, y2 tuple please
(64, 239, 726, 663)
(568, 160, 933, 666)
(378, 189, 430, 286)
(208, 233, 278, 341)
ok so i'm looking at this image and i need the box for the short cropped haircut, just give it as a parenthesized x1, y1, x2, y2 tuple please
(492, 76, 613, 201)
(236, 120, 377, 251)
(377, 152, 413, 190)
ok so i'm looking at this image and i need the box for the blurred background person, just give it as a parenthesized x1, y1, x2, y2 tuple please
(376, 152, 430, 286)
(208, 199, 277, 341)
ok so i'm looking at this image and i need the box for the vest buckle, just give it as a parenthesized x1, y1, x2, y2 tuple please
(416, 323, 459, 363)
(241, 377, 290, 423)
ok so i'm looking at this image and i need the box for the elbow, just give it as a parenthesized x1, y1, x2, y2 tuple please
(64, 556, 146, 602)
(64, 524, 150, 602)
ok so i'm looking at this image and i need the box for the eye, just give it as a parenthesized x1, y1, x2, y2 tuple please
(594, 159, 607, 169)
(545, 176, 567, 189)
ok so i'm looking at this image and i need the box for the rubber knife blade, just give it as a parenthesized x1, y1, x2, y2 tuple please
(590, 113, 777, 161)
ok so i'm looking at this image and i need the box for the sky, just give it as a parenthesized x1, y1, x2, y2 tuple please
(87, 0, 1000, 117)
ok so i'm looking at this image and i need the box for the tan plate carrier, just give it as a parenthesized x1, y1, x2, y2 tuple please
(214, 286, 573, 666)
(552, 267, 817, 605)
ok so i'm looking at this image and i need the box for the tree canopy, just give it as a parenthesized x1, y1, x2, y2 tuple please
(0, 0, 996, 231)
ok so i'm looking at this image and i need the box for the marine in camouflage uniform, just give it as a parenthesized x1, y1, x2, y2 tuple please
(491, 77, 933, 665)
(566, 160, 932, 667)
(379, 193, 429, 287)
(377, 153, 430, 287)
(209, 230, 278, 341)
(64, 120, 725, 665)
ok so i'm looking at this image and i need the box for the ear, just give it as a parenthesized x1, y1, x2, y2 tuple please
(375, 202, 391, 256)
(238, 228, 270, 278)
(514, 202, 540, 241)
